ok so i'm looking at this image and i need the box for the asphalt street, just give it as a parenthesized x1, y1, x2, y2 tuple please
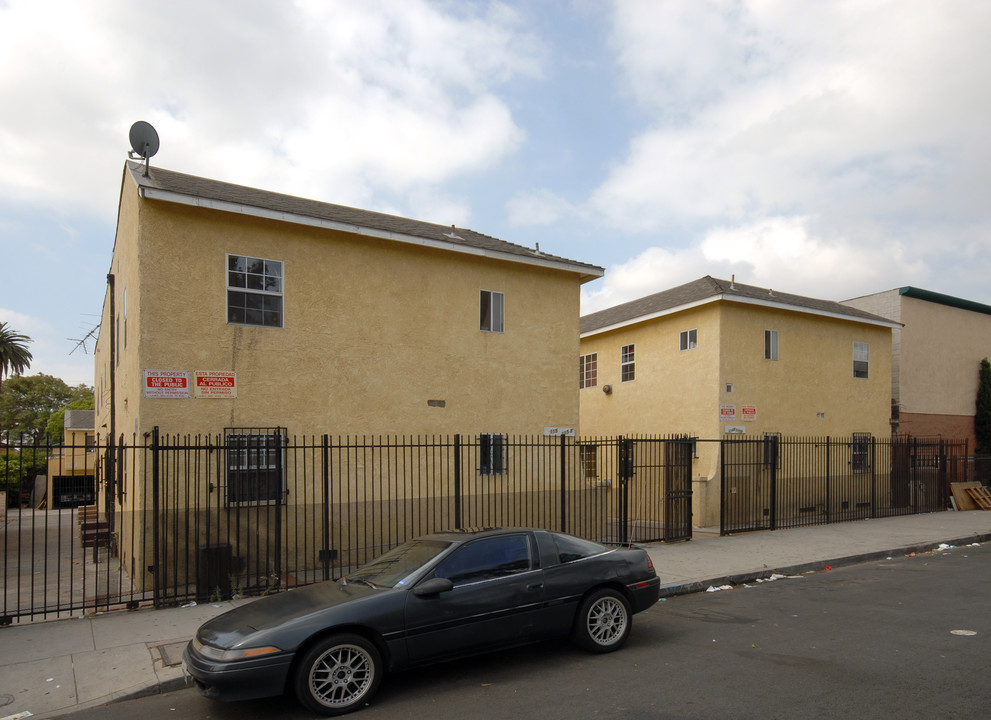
(57, 544, 990, 720)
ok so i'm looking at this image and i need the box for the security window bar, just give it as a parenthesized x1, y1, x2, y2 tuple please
(227, 254, 283, 328)
(680, 328, 698, 351)
(579, 353, 598, 389)
(480, 290, 505, 333)
(765, 330, 778, 361)
(853, 342, 870, 379)
(579, 444, 599, 480)
(225, 430, 286, 504)
(621, 344, 636, 382)
(479, 433, 506, 475)
(852, 433, 871, 473)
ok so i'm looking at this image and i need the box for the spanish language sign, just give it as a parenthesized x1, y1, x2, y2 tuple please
(194, 371, 237, 398)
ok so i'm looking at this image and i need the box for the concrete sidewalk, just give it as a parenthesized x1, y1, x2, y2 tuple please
(1, 511, 989, 719)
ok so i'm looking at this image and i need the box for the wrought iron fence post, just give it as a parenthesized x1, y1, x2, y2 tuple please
(719, 439, 726, 536)
(618, 436, 630, 544)
(454, 434, 462, 529)
(559, 434, 567, 534)
(322, 434, 330, 582)
(825, 436, 831, 523)
(274, 429, 284, 588)
(769, 438, 778, 531)
(870, 437, 877, 518)
(151, 426, 161, 608)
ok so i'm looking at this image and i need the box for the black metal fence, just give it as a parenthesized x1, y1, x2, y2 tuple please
(720, 436, 965, 534)
(2, 432, 692, 623)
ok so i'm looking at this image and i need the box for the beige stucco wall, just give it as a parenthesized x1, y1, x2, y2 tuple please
(97, 177, 584, 440)
(898, 296, 991, 420)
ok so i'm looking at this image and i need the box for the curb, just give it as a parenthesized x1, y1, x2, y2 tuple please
(658, 533, 991, 598)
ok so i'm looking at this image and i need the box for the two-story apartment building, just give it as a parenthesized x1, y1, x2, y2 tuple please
(46, 409, 96, 509)
(842, 287, 991, 448)
(579, 276, 899, 525)
(93, 161, 602, 592)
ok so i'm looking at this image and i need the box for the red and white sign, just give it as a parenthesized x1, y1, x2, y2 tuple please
(194, 371, 237, 398)
(719, 404, 737, 421)
(741, 405, 757, 421)
(144, 370, 191, 399)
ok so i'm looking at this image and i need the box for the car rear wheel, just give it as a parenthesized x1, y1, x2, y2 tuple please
(294, 633, 383, 716)
(572, 588, 631, 653)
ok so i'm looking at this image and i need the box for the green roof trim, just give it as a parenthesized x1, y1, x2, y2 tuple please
(899, 287, 991, 316)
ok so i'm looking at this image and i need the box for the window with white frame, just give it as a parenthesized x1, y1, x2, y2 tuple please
(479, 433, 506, 475)
(579, 353, 597, 389)
(621, 344, 636, 382)
(680, 328, 698, 351)
(479, 290, 504, 333)
(853, 342, 870, 379)
(225, 430, 286, 504)
(764, 330, 778, 360)
(227, 255, 283, 328)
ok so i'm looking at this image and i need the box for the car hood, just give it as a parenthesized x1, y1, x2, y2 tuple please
(197, 580, 384, 650)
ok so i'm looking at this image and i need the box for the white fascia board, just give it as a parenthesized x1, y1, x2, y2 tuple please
(137, 186, 603, 282)
(581, 293, 901, 338)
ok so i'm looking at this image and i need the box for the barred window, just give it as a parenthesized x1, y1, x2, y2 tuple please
(479, 433, 506, 475)
(225, 430, 286, 504)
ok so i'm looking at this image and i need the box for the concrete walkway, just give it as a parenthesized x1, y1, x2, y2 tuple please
(1, 511, 989, 719)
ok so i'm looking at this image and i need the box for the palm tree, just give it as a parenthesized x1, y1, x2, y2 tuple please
(0, 321, 33, 393)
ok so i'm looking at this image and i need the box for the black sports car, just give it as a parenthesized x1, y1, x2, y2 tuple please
(183, 527, 660, 715)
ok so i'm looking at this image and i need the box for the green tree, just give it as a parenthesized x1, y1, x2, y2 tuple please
(0, 449, 48, 493)
(45, 394, 96, 443)
(0, 322, 33, 392)
(976, 358, 991, 454)
(0, 321, 33, 443)
(0, 374, 93, 444)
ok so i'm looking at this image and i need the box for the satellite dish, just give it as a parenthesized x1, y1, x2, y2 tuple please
(128, 121, 160, 176)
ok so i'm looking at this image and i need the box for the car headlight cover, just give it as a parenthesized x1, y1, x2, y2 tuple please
(193, 636, 282, 662)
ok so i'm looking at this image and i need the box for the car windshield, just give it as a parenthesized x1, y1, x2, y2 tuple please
(345, 539, 452, 588)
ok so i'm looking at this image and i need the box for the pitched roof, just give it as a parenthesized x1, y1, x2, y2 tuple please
(124, 162, 603, 282)
(581, 276, 901, 335)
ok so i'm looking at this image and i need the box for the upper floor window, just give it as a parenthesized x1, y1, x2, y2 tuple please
(480, 290, 504, 333)
(227, 255, 283, 328)
(621, 344, 636, 382)
(853, 342, 869, 379)
(580, 353, 597, 389)
(764, 330, 778, 360)
(680, 328, 698, 351)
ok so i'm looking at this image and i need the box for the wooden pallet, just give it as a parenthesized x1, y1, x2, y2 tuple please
(965, 486, 991, 511)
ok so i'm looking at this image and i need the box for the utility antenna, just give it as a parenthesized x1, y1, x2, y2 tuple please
(128, 121, 160, 176)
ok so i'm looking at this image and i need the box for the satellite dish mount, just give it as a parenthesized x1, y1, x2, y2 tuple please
(128, 121, 160, 176)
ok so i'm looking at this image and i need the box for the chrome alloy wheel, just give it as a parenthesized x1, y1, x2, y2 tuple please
(586, 594, 628, 646)
(308, 643, 376, 709)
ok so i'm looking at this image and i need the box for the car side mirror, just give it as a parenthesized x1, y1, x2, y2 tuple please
(413, 577, 454, 597)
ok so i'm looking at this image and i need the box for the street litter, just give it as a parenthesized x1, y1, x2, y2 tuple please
(1, 712, 34, 720)
(181, 601, 197, 608)
(706, 585, 733, 592)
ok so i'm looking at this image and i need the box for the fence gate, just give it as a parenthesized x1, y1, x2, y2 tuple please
(619, 438, 693, 543)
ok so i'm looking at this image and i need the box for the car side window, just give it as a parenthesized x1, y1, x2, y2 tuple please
(552, 534, 608, 564)
(434, 535, 532, 586)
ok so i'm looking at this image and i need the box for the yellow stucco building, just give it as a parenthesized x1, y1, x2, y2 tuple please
(580, 276, 899, 526)
(92, 161, 602, 593)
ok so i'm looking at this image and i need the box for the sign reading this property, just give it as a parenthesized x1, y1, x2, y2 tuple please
(719, 404, 737, 421)
(194, 371, 237, 398)
(144, 370, 190, 399)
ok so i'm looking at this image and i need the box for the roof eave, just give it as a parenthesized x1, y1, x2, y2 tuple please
(581, 293, 902, 338)
(134, 180, 603, 283)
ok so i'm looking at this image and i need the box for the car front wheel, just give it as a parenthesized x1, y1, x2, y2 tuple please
(572, 588, 631, 653)
(294, 633, 383, 716)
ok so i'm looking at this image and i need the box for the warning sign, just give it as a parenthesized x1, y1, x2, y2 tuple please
(194, 371, 237, 398)
(741, 405, 757, 421)
(719, 404, 737, 421)
(144, 370, 190, 399)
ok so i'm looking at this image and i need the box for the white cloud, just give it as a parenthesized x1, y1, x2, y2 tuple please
(507, 189, 580, 226)
(0, 0, 541, 220)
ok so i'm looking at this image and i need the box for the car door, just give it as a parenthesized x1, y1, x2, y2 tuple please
(403, 533, 545, 663)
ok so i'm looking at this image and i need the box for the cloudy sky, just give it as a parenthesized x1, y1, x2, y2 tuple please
(2, 0, 990, 386)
